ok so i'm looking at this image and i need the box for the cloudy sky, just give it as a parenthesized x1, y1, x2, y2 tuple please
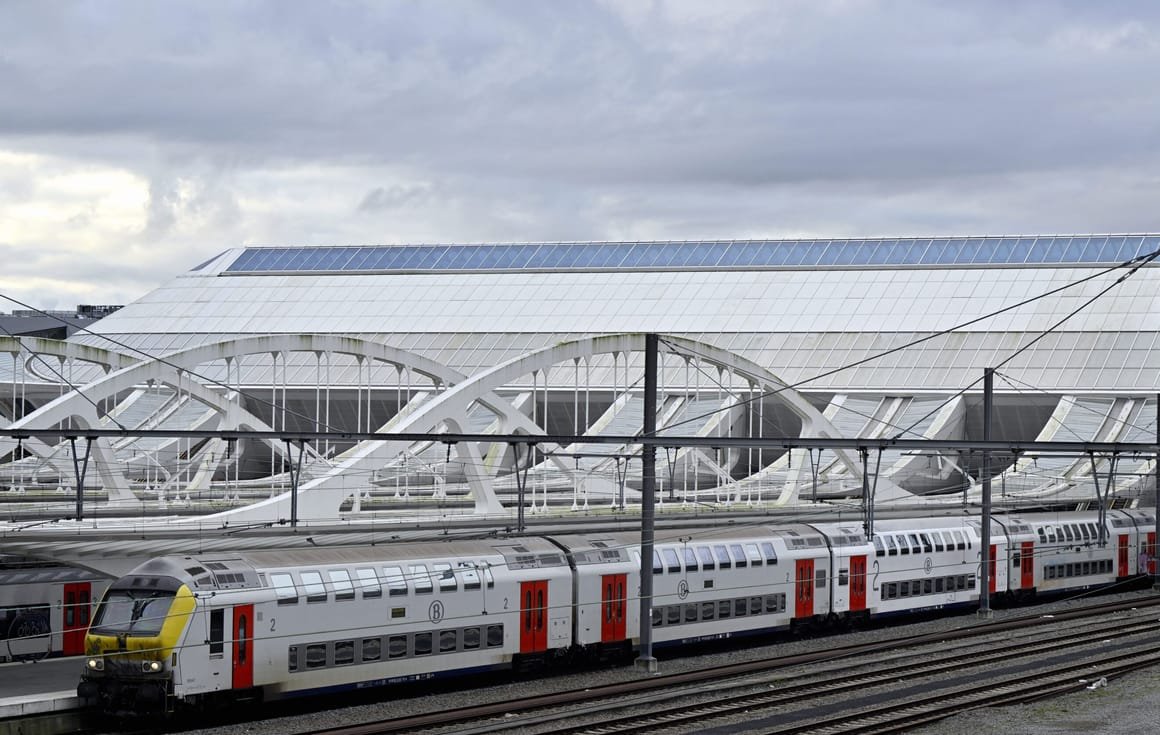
(1, 0, 1158, 310)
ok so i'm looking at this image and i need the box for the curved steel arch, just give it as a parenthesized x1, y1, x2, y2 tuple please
(2, 334, 476, 504)
(212, 334, 860, 524)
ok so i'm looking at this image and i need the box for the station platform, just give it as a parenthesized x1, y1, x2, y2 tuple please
(0, 657, 82, 733)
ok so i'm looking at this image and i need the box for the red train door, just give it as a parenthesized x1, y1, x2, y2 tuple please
(231, 605, 254, 690)
(1148, 532, 1157, 575)
(62, 582, 91, 656)
(600, 574, 627, 642)
(1118, 534, 1129, 577)
(519, 581, 548, 654)
(794, 559, 814, 619)
(988, 544, 997, 594)
(1020, 542, 1035, 589)
(849, 556, 867, 612)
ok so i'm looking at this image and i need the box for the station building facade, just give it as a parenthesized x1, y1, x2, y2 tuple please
(3, 235, 1159, 521)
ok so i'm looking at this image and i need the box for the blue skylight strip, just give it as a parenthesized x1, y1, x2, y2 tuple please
(222, 235, 1160, 274)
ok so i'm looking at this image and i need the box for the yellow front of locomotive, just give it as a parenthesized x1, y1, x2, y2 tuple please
(78, 574, 196, 715)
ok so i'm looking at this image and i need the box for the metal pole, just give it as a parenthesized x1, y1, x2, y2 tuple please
(1155, 395, 1159, 590)
(979, 368, 993, 618)
(861, 448, 870, 537)
(636, 333, 659, 673)
(286, 439, 306, 528)
(69, 437, 91, 522)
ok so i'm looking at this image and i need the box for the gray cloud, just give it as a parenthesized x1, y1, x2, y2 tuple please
(1, 1, 1159, 307)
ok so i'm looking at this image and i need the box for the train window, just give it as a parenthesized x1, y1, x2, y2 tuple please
(486, 625, 504, 648)
(697, 547, 715, 571)
(652, 550, 663, 575)
(383, 566, 408, 596)
(886, 536, 898, 556)
(966, 574, 976, 588)
(749, 597, 762, 614)
(1037, 528, 1047, 542)
(1062, 526, 1074, 542)
(684, 604, 697, 623)
(1080, 524, 1092, 541)
(461, 567, 482, 591)
(440, 630, 458, 653)
(335, 640, 354, 666)
(362, 637, 382, 662)
(433, 563, 457, 592)
(683, 547, 699, 572)
(388, 635, 407, 659)
(898, 582, 909, 598)
(935, 578, 945, 593)
(730, 545, 747, 568)
(356, 568, 382, 599)
(897, 535, 909, 555)
(651, 608, 663, 626)
(300, 571, 327, 603)
(760, 542, 778, 564)
(816, 570, 827, 589)
(713, 546, 731, 569)
(746, 544, 763, 567)
(288, 646, 299, 672)
(908, 534, 921, 553)
(703, 579, 714, 589)
(391, 607, 406, 619)
(873, 536, 886, 557)
(1081, 562, 1091, 575)
(666, 606, 681, 625)
(463, 627, 481, 650)
(1045, 566, 1055, 580)
(1088, 523, 1100, 540)
(701, 602, 715, 620)
(919, 534, 933, 553)
(662, 548, 681, 574)
(734, 598, 747, 617)
(718, 600, 731, 618)
(329, 570, 355, 601)
(933, 533, 944, 553)
(1065, 564, 1074, 577)
(910, 581, 921, 596)
(764, 595, 779, 613)
(1012, 550, 1021, 567)
(305, 644, 327, 669)
(953, 531, 966, 551)
(838, 568, 849, 586)
(882, 583, 894, 600)
(414, 632, 433, 656)
(923, 580, 933, 594)
(410, 565, 433, 594)
(483, 565, 496, 588)
(271, 573, 298, 604)
(209, 608, 224, 656)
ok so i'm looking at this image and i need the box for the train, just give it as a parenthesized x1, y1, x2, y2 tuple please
(0, 563, 109, 663)
(77, 508, 1158, 714)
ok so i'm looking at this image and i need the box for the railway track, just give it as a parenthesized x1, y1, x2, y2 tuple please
(298, 593, 1160, 735)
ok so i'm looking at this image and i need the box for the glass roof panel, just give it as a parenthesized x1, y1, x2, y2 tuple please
(220, 235, 1159, 274)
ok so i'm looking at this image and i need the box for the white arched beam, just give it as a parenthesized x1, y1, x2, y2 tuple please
(2, 335, 469, 505)
(209, 334, 857, 523)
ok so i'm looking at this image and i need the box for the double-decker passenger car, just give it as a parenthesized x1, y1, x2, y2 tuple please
(78, 509, 1158, 715)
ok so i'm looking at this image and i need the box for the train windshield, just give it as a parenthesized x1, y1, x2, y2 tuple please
(91, 590, 176, 636)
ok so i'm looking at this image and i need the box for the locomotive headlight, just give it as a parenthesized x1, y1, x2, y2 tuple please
(142, 660, 163, 673)
(86, 658, 104, 671)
